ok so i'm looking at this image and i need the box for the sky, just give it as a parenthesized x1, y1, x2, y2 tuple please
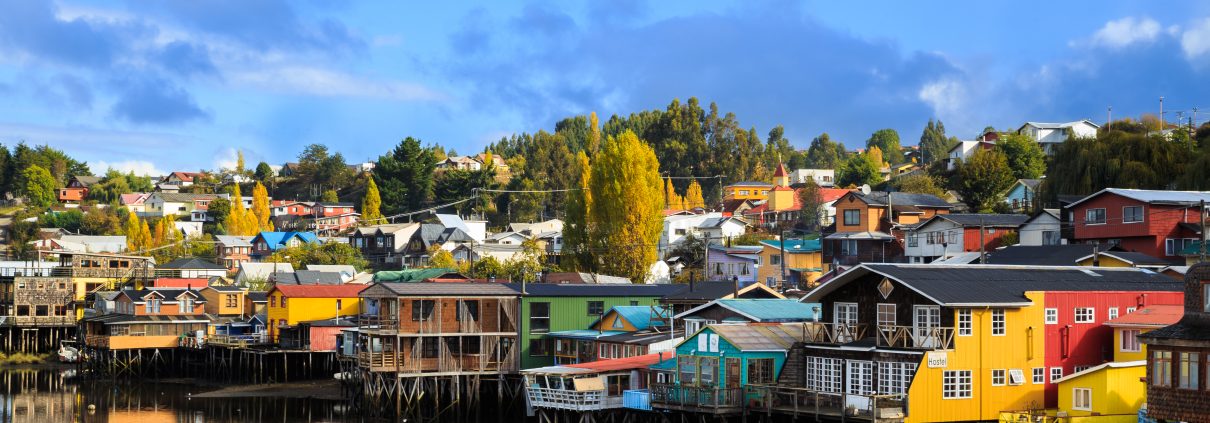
(3, 1, 1210, 176)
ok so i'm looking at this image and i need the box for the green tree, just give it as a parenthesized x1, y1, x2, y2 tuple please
(374, 137, 436, 215)
(562, 151, 594, 271)
(588, 131, 663, 281)
(268, 241, 369, 272)
(207, 197, 230, 229)
(994, 134, 1046, 180)
(957, 149, 1016, 212)
(38, 209, 84, 232)
(321, 189, 339, 203)
(919, 119, 956, 164)
(892, 173, 947, 197)
(468, 255, 506, 279)
(804, 133, 846, 169)
(254, 162, 274, 182)
(504, 238, 545, 283)
(797, 178, 825, 231)
(81, 207, 122, 235)
(837, 152, 880, 187)
(428, 246, 456, 269)
(361, 177, 384, 224)
(296, 144, 354, 199)
(866, 129, 902, 164)
(21, 165, 58, 208)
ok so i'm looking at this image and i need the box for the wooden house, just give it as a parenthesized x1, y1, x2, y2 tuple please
(83, 288, 208, 350)
(823, 191, 952, 267)
(266, 284, 363, 342)
(1140, 263, 1210, 422)
(675, 299, 820, 334)
(545, 305, 680, 365)
(523, 353, 673, 413)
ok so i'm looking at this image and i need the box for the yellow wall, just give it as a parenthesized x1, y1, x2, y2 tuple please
(267, 294, 360, 338)
(905, 292, 1047, 423)
(723, 185, 769, 201)
(1076, 255, 1132, 268)
(757, 245, 822, 286)
(1111, 327, 1154, 362)
(201, 289, 245, 316)
(767, 188, 795, 211)
(1057, 364, 1145, 419)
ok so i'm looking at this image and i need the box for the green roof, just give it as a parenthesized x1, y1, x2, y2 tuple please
(1179, 241, 1203, 256)
(372, 268, 461, 282)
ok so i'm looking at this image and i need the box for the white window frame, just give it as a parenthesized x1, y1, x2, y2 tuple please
(877, 303, 896, 328)
(1120, 329, 1141, 352)
(991, 309, 1006, 336)
(1044, 308, 1058, 324)
(957, 309, 972, 336)
(1008, 369, 1025, 385)
(991, 369, 1006, 386)
(1127, 307, 1137, 314)
(1085, 208, 1106, 224)
(1108, 307, 1119, 320)
(847, 360, 874, 395)
(1032, 367, 1045, 384)
(942, 370, 972, 399)
(1072, 387, 1092, 411)
(877, 361, 916, 396)
(1074, 307, 1094, 323)
(1050, 367, 1063, 383)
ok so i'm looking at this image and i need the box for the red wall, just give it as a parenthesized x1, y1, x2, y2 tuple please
(961, 227, 1015, 252)
(308, 326, 346, 351)
(1041, 291, 1183, 405)
(1071, 193, 1202, 259)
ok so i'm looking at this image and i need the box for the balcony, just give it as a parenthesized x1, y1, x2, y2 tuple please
(0, 316, 76, 327)
(803, 323, 868, 345)
(622, 389, 651, 411)
(875, 325, 955, 350)
(525, 387, 624, 411)
(650, 384, 744, 414)
(207, 333, 270, 348)
(745, 385, 906, 422)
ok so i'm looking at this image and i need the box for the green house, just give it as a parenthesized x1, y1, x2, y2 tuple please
(510, 283, 685, 370)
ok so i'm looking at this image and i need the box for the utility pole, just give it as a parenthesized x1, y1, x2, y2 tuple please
(979, 216, 987, 264)
(1201, 199, 1207, 263)
(1160, 96, 1165, 129)
(1107, 106, 1112, 132)
(778, 228, 788, 291)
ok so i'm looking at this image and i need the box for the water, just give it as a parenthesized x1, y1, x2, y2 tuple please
(0, 365, 361, 422)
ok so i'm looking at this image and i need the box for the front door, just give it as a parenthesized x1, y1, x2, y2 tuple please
(726, 358, 742, 388)
(913, 306, 941, 348)
(834, 303, 858, 342)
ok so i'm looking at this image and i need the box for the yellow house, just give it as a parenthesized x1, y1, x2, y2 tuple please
(1076, 251, 1170, 270)
(1055, 361, 1147, 422)
(722, 182, 772, 201)
(266, 284, 364, 341)
(1104, 304, 1183, 362)
(200, 285, 247, 316)
(756, 239, 823, 288)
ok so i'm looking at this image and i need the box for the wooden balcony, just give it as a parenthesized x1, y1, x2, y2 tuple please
(745, 385, 906, 422)
(356, 339, 518, 375)
(803, 323, 868, 345)
(84, 334, 182, 350)
(208, 333, 270, 348)
(525, 387, 624, 411)
(875, 325, 955, 350)
(649, 384, 744, 414)
(0, 316, 76, 327)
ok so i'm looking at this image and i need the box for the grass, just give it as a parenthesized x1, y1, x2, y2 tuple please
(0, 352, 49, 365)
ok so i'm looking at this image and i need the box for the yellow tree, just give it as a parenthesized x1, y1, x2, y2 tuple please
(588, 111, 601, 155)
(685, 180, 705, 210)
(361, 177, 384, 224)
(227, 183, 252, 235)
(137, 220, 152, 253)
(589, 130, 664, 281)
(124, 213, 145, 251)
(868, 146, 886, 168)
(663, 179, 681, 211)
(252, 182, 273, 231)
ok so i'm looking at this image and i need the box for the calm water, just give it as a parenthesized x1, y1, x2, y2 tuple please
(0, 365, 361, 422)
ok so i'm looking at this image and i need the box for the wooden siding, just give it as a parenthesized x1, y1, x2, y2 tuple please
(519, 296, 662, 369)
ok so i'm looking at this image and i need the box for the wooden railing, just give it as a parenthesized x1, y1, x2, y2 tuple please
(207, 333, 270, 348)
(525, 387, 623, 411)
(0, 316, 76, 327)
(803, 323, 868, 345)
(745, 385, 906, 421)
(876, 325, 955, 350)
(650, 384, 744, 412)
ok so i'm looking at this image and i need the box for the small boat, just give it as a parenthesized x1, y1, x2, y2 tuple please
(58, 341, 79, 363)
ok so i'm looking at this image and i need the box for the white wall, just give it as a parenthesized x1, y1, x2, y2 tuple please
(1019, 213, 1063, 246)
(905, 220, 965, 260)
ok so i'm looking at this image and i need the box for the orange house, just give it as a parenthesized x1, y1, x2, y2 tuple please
(823, 191, 951, 269)
(82, 288, 209, 350)
(58, 175, 100, 203)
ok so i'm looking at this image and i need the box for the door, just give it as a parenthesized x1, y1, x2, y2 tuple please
(726, 358, 742, 388)
(913, 306, 941, 348)
(834, 303, 858, 342)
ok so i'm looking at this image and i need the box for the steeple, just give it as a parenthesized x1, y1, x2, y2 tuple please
(772, 162, 789, 187)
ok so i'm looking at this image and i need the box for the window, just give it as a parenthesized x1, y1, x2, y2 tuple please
(458, 300, 479, 321)
(770, 255, 781, 265)
(1123, 206, 1144, 223)
(847, 361, 874, 395)
(839, 239, 858, 256)
(587, 301, 604, 315)
(421, 339, 439, 358)
(1165, 238, 1197, 256)
(411, 300, 435, 321)
(942, 370, 972, 399)
(698, 357, 718, 385)
(1178, 352, 1200, 390)
(991, 369, 1006, 386)
(1152, 350, 1172, 387)
(270, 295, 276, 307)
(281, 297, 288, 308)
(908, 235, 918, 247)
(957, 309, 972, 336)
(991, 309, 1005, 336)
(1072, 388, 1092, 411)
(1044, 308, 1058, 324)
(530, 302, 550, 333)
(179, 297, 193, 313)
(805, 356, 843, 393)
(877, 304, 896, 327)
(147, 299, 161, 313)
(1043, 230, 1060, 245)
(529, 339, 550, 357)
(1050, 367, 1063, 382)
(1032, 368, 1045, 384)
(679, 356, 697, 385)
(1127, 307, 1137, 314)
(226, 294, 237, 308)
(1074, 308, 1094, 323)
(1108, 307, 1119, 320)
(675, 228, 686, 235)
(877, 362, 916, 395)
(745, 357, 774, 384)
(1010, 369, 1029, 385)
(1120, 329, 1141, 352)
(1085, 208, 1106, 224)
(843, 209, 861, 226)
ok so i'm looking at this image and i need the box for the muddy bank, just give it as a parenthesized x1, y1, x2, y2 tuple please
(189, 379, 343, 401)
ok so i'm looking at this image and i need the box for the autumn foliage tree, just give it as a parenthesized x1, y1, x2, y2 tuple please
(587, 130, 664, 282)
(361, 177, 384, 224)
(685, 180, 705, 210)
(252, 182, 273, 232)
(561, 151, 594, 271)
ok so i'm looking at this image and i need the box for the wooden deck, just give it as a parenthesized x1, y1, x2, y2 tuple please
(649, 384, 744, 415)
(85, 334, 181, 350)
(745, 385, 906, 422)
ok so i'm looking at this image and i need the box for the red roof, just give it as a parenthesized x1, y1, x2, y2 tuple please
(1104, 305, 1183, 327)
(773, 163, 788, 177)
(566, 353, 669, 372)
(171, 171, 202, 182)
(819, 188, 851, 203)
(150, 278, 211, 288)
(271, 284, 366, 298)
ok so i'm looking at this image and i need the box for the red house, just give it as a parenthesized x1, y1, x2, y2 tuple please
(1040, 290, 1184, 404)
(1066, 188, 1210, 261)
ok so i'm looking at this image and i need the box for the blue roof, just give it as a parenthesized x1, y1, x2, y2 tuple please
(716, 299, 820, 322)
(253, 231, 319, 251)
(596, 305, 670, 331)
(545, 330, 630, 339)
(759, 239, 821, 253)
(649, 355, 677, 371)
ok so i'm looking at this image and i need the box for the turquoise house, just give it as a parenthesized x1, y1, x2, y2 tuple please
(1003, 179, 1041, 212)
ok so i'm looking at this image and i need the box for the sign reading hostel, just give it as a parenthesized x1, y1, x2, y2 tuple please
(927, 351, 948, 368)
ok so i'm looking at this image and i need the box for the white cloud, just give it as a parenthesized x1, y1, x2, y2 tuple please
(91, 160, 165, 177)
(1182, 18, 1210, 59)
(918, 78, 967, 117)
(1089, 17, 1162, 48)
(213, 147, 240, 171)
(229, 66, 445, 101)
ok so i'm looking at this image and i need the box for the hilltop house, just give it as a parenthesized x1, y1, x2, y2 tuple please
(1017, 120, 1099, 155)
(904, 214, 1028, 264)
(249, 231, 319, 260)
(1004, 179, 1042, 213)
(214, 235, 253, 271)
(58, 175, 101, 203)
(756, 238, 823, 289)
(1066, 188, 1210, 261)
(143, 192, 225, 222)
(822, 191, 952, 267)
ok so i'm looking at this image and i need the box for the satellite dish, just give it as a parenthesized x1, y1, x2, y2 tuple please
(860, 184, 872, 195)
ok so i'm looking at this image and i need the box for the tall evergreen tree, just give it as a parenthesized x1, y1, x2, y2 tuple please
(374, 137, 436, 215)
(918, 119, 955, 164)
(804, 133, 846, 169)
(866, 129, 903, 164)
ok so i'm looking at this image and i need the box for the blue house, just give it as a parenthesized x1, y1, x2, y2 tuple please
(651, 323, 808, 414)
(675, 299, 821, 334)
(250, 231, 320, 259)
(1003, 179, 1041, 212)
(546, 305, 680, 364)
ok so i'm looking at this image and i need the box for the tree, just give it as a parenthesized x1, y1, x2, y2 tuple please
(296, 144, 354, 199)
(866, 129, 902, 164)
(994, 134, 1046, 180)
(684, 180, 705, 210)
(892, 174, 947, 197)
(804, 133, 847, 169)
(562, 151, 594, 271)
(321, 189, 339, 203)
(663, 178, 685, 211)
(957, 149, 1016, 212)
(504, 238, 545, 283)
(374, 137, 436, 215)
(867, 146, 886, 168)
(254, 162, 274, 182)
(21, 165, 58, 208)
(268, 241, 369, 272)
(468, 255, 506, 279)
(251, 182, 273, 232)
(919, 119, 956, 164)
(38, 209, 84, 232)
(207, 197, 230, 229)
(837, 152, 880, 187)
(361, 177, 384, 224)
(798, 178, 825, 231)
(225, 183, 255, 236)
(81, 207, 121, 235)
(124, 213, 150, 252)
(588, 131, 663, 281)
(428, 245, 456, 269)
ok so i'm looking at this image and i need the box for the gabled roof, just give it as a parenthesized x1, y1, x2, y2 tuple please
(118, 288, 205, 303)
(803, 264, 1182, 307)
(1022, 209, 1060, 226)
(1014, 179, 1042, 191)
(662, 281, 784, 301)
(237, 262, 294, 281)
(593, 305, 669, 331)
(214, 235, 253, 247)
(772, 163, 788, 177)
(1065, 188, 1210, 209)
(759, 239, 821, 253)
(270, 284, 365, 298)
(984, 245, 1100, 266)
(848, 191, 952, 208)
(1078, 251, 1171, 267)
(368, 282, 520, 296)
(566, 353, 670, 372)
(676, 299, 818, 322)
(1019, 119, 1100, 131)
(1104, 305, 1183, 328)
(372, 268, 464, 283)
(71, 175, 102, 186)
(919, 213, 1029, 229)
(695, 323, 809, 352)
(698, 217, 748, 229)
(251, 231, 319, 251)
(152, 192, 222, 203)
(1053, 360, 1144, 384)
(272, 270, 344, 285)
(159, 257, 227, 270)
(119, 193, 152, 205)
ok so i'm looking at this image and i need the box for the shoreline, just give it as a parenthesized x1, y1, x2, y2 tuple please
(188, 379, 344, 401)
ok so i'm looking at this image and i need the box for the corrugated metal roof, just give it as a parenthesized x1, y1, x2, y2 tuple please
(715, 299, 819, 321)
(567, 353, 669, 372)
(375, 282, 519, 296)
(271, 284, 365, 298)
(1066, 188, 1210, 208)
(606, 305, 669, 330)
(707, 323, 809, 351)
(759, 239, 821, 253)
(985, 245, 1099, 266)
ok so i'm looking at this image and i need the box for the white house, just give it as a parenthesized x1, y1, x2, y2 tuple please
(1017, 119, 1099, 155)
(236, 262, 294, 286)
(788, 169, 835, 187)
(485, 231, 529, 245)
(508, 219, 564, 236)
(658, 212, 748, 255)
(695, 216, 749, 242)
(1018, 209, 1064, 246)
(945, 140, 995, 171)
(905, 214, 1028, 263)
(143, 192, 228, 222)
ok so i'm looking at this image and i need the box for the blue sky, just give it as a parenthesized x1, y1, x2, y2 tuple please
(3, 1, 1210, 175)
